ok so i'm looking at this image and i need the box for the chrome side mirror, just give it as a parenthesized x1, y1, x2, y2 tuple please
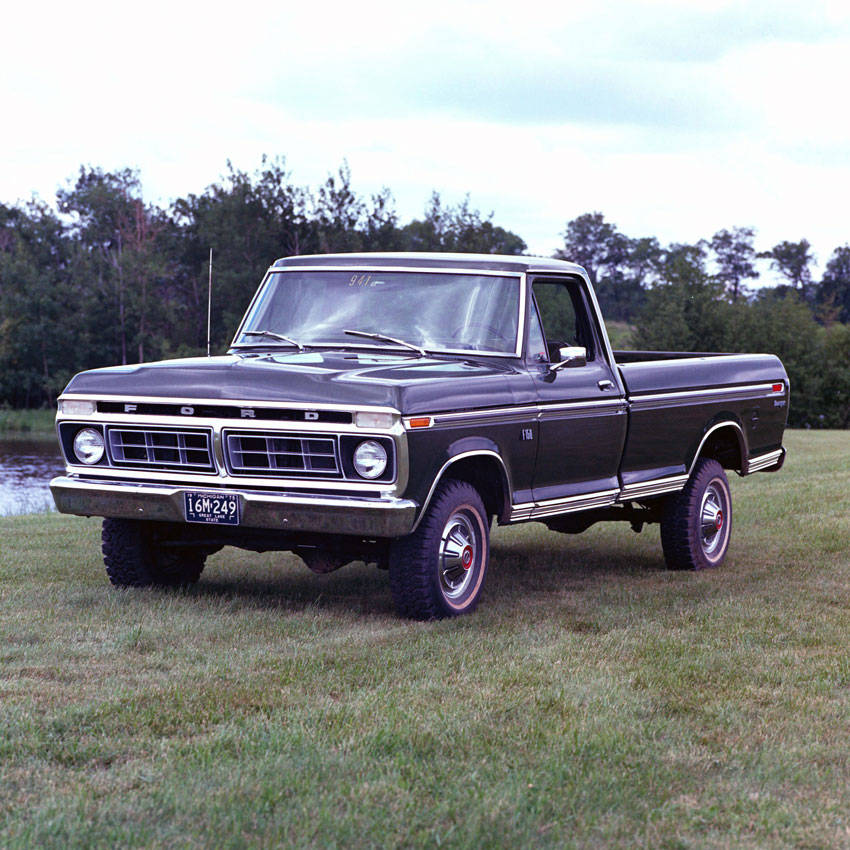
(549, 345, 587, 373)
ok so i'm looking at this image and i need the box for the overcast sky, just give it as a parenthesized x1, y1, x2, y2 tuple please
(3, 0, 848, 275)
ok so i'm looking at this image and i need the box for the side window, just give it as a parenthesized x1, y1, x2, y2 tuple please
(527, 300, 547, 362)
(532, 280, 596, 362)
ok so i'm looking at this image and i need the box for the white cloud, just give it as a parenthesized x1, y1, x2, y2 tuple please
(1, 0, 848, 278)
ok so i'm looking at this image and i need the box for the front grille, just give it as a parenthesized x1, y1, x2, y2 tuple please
(106, 427, 215, 471)
(225, 431, 341, 477)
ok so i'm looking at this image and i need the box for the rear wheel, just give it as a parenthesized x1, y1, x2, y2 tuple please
(102, 518, 208, 588)
(660, 458, 732, 571)
(389, 480, 489, 620)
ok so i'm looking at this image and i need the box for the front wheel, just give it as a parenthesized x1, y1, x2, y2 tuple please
(389, 480, 489, 619)
(102, 518, 208, 588)
(660, 458, 732, 571)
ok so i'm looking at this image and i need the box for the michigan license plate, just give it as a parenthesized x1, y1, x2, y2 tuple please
(184, 491, 240, 525)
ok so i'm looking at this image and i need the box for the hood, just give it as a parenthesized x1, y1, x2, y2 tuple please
(63, 349, 525, 415)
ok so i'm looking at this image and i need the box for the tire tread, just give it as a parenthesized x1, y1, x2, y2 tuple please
(660, 458, 731, 571)
(389, 479, 487, 620)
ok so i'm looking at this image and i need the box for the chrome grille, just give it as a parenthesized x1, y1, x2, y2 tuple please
(107, 427, 214, 471)
(225, 431, 340, 477)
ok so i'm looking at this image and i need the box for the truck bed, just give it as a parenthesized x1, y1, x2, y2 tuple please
(613, 351, 787, 491)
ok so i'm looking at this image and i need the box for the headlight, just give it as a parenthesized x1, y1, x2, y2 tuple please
(59, 399, 96, 415)
(352, 440, 388, 479)
(73, 428, 105, 464)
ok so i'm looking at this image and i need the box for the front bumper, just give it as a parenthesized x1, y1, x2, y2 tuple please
(50, 476, 418, 538)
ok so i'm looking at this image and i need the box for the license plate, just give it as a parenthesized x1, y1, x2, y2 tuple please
(184, 491, 240, 525)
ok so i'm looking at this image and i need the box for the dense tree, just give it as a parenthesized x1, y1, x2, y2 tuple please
(709, 226, 759, 301)
(0, 160, 848, 428)
(400, 193, 526, 255)
(171, 157, 316, 345)
(632, 243, 732, 353)
(57, 167, 170, 365)
(556, 212, 625, 286)
(758, 239, 815, 298)
(728, 295, 822, 428)
(817, 245, 850, 325)
(0, 201, 82, 405)
(555, 213, 657, 321)
(817, 323, 850, 427)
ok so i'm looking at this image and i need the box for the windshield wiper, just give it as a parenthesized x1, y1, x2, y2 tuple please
(241, 330, 304, 351)
(343, 329, 426, 357)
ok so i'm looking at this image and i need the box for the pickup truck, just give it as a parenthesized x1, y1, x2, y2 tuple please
(51, 253, 788, 619)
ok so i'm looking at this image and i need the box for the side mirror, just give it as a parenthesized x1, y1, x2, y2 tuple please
(549, 346, 587, 373)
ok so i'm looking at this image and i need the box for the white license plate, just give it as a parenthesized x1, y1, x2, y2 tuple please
(184, 491, 240, 525)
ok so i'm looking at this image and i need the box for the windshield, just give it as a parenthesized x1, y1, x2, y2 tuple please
(233, 270, 522, 355)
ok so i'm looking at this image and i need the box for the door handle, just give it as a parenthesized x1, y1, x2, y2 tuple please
(598, 379, 614, 391)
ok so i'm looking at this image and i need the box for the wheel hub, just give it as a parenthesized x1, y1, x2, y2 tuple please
(700, 483, 727, 557)
(438, 511, 478, 599)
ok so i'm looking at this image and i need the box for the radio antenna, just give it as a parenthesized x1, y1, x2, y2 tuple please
(206, 248, 213, 357)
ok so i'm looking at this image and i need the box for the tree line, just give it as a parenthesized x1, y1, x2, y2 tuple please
(0, 158, 847, 427)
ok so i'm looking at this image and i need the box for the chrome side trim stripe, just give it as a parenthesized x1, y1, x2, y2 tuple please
(537, 402, 625, 422)
(405, 399, 627, 430)
(746, 448, 784, 474)
(509, 488, 620, 522)
(630, 383, 782, 411)
(405, 382, 783, 430)
(618, 474, 689, 501)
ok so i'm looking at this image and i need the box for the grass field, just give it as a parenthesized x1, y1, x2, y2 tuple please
(0, 408, 55, 436)
(1, 430, 849, 848)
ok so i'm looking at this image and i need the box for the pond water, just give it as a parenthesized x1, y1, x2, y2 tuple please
(0, 437, 66, 516)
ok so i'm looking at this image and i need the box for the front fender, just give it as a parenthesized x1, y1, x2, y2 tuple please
(409, 438, 513, 532)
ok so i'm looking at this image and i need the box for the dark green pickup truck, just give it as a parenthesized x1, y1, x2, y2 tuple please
(51, 253, 788, 619)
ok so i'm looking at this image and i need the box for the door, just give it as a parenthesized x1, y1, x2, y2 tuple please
(529, 276, 627, 507)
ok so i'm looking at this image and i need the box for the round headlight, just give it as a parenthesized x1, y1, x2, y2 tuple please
(73, 428, 105, 465)
(352, 440, 388, 479)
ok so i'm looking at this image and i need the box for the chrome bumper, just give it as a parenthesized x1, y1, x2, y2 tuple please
(50, 476, 418, 537)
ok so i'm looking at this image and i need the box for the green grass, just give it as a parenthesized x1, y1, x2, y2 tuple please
(0, 408, 55, 436)
(1, 430, 849, 848)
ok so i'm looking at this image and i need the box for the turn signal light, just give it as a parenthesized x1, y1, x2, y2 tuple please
(354, 411, 394, 429)
(407, 417, 433, 429)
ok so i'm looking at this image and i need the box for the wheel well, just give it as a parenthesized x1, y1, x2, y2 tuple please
(695, 425, 745, 473)
(441, 455, 509, 521)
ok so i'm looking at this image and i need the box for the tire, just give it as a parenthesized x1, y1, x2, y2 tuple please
(389, 479, 489, 620)
(660, 458, 732, 571)
(102, 518, 207, 588)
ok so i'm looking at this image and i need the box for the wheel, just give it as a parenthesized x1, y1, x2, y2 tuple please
(389, 479, 489, 619)
(102, 518, 207, 588)
(660, 458, 732, 571)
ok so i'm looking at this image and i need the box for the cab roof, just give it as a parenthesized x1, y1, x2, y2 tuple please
(271, 252, 587, 276)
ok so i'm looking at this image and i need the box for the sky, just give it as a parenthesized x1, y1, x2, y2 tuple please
(2, 0, 849, 277)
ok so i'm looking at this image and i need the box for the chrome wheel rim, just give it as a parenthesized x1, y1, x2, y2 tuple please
(700, 482, 726, 557)
(438, 510, 478, 600)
